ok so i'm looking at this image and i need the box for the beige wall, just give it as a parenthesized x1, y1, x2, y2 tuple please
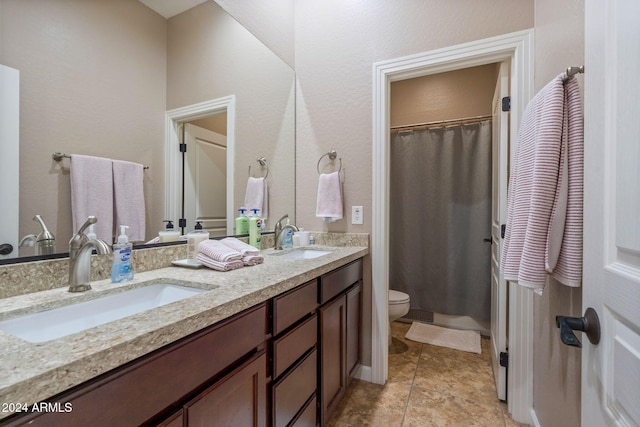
(295, 0, 534, 367)
(532, 0, 584, 426)
(1, 0, 167, 249)
(390, 64, 499, 127)
(214, 0, 295, 69)
(166, 1, 296, 230)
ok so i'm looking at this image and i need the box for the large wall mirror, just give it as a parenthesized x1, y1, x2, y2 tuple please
(0, 0, 295, 263)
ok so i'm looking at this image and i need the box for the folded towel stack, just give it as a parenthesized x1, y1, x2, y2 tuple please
(196, 240, 244, 271)
(221, 237, 265, 266)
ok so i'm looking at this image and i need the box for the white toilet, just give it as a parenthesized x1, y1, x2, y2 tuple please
(388, 289, 410, 345)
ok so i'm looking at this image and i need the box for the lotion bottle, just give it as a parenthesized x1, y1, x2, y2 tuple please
(249, 209, 262, 249)
(159, 220, 180, 242)
(187, 221, 209, 260)
(111, 225, 134, 283)
(235, 208, 249, 235)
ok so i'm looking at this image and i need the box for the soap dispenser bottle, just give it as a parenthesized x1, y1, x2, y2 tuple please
(112, 225, 134, 283)
(248, 209, 262, 249)
(282, 219, 294, 249)
(187, 221, 210, 260)
(235, 208, 249, 235)
(159, 220, 180, 242)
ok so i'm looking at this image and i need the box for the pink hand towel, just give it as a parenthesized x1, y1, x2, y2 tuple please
(70, 154, 113, 243)
(244, 177, 269, 220)
(198, 239, 242, 262)
(316, 171, 343, 222)
(196, 253, 244, 271)
(220, 237, 264, 265)
(113, 159, 146, 242)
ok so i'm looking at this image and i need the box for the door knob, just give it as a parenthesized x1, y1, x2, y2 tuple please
(555, 307, 600, 348)
(0, 243, 13, 255)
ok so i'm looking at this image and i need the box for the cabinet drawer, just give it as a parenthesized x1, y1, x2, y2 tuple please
(273, 280, 318, 335)
(291, 395, 317, 427)
(273, 349, 317, 427)
(320, 258, 362, 303)
(273, 314, 317, 378)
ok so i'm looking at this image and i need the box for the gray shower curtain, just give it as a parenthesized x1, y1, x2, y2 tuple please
(390, 120, 492, 321)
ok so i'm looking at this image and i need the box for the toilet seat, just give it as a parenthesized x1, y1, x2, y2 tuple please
(389, 289, 410, 305)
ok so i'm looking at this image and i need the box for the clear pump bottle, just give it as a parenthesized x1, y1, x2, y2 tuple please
(112, 225, 134, 283)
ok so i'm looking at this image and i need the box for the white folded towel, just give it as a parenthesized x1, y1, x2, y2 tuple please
(70, 154, 113, 243)
(220, 237, 264, 266)
(112, 159, 146, 242)
(220, 237, 260, 256)
(315, 171, 343, 222)
(196, 253, 244, 271)
(198, 239, 242, 262)
(244, 177, 269, 220)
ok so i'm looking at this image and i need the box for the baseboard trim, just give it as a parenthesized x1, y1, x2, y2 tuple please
(352, 364, 372, 382)
(530, 408, 541, 427)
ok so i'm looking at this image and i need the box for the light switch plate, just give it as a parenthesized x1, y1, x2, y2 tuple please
(352, 206, 363, 225)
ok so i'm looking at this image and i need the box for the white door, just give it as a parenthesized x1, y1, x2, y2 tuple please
(490, 61, 509, 402)
(582, 1, 640, 426)
(183, 123, 228, 237)
(0, 65, 20, 259)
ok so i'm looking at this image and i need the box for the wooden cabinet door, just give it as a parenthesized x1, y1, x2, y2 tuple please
(184, 352, 267, 427)
(319, 294, 346, 424)
(346, 282, 361, 379)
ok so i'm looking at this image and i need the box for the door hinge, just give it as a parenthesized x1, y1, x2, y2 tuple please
(499, 352, 509, 368)
(178, 218, 187, 228)
(501, 96, 511, 112)
(179, 143, 187, 153)
(501, 224, 506, 239)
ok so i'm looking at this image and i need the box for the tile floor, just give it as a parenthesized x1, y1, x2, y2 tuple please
(326, 321, 528, 427)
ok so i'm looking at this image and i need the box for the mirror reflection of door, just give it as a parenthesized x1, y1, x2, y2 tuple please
(183, 114, 227, 237)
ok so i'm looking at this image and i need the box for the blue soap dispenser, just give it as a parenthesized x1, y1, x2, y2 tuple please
(112, 225, 134, 283)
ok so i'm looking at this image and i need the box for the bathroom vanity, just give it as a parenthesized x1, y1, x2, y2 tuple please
(0, 244, 366, 426)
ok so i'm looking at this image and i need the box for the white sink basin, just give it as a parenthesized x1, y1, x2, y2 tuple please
(0, 283, 207, 343)
(276, 248, 332, 259)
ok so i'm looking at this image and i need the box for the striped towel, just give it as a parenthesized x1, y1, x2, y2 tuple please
(198, 239, 242, 262)
(501, 73, 583, 293)
(196, 254, 244, 272)
(220, 237, 264, 266)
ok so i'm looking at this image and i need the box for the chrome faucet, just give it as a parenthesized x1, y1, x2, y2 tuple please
(19, 215, 56, 255)
(68, 216, 112, 292)
(274, 213, 299, 250)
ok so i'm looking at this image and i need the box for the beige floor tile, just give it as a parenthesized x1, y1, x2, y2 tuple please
(326, 379, 412, 427)
(326, 322, 523, 427)
(403, 386, 506, 427)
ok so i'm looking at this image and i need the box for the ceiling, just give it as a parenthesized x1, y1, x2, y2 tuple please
(138, 0, 209, 19)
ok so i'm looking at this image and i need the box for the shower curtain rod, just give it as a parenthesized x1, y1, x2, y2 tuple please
(390, 114, 492, 132)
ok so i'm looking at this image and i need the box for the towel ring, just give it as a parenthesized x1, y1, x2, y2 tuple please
(317, 150, 342, 175)
(248, 157, 269, 179)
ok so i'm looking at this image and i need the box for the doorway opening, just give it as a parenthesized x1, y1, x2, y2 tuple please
(164, 96, 236, 237)
(372, 29, 534, 423)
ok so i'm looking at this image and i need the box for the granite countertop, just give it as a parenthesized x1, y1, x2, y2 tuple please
(0, 245, 368, 417)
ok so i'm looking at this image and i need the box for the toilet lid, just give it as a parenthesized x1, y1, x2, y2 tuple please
(389, 289, 410, 304)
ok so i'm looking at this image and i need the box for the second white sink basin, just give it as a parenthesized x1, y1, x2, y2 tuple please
(276, 248, 332, 259)
(0, 283, 207, 343)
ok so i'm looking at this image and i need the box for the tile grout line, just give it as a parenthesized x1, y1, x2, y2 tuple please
(400, 340, 425, 426)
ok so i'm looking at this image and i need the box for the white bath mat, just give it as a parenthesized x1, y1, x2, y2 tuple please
(405, 322, 481, 354)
